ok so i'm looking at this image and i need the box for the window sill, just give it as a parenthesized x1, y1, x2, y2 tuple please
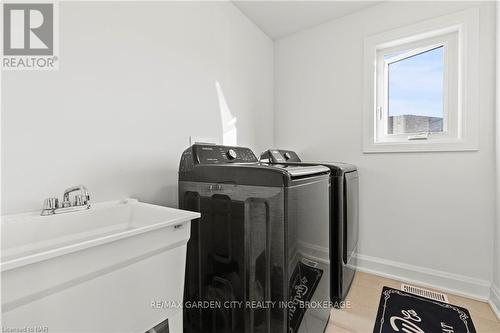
(363, 140, 479, 153)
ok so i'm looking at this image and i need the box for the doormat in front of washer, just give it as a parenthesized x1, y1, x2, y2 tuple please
(288, 260, 323, 333)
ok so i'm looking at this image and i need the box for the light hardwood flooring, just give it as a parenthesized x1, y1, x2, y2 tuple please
(325, 272, 500, 333)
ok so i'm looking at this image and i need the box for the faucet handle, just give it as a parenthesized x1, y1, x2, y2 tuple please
(74, 194, 88, 206)
(43, 197, 58, 210)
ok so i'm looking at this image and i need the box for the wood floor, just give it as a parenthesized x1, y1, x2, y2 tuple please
(325, 272, 500, 333)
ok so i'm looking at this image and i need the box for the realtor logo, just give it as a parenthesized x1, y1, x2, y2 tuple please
(2, 2, 58, 70)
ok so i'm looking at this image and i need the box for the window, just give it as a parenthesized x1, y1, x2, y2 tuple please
(363, 9, 479, 152)
(377, 32, 458, 143)
(387, 46, 444, 135)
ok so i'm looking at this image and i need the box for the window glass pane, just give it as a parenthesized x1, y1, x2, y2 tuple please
(387, 46, 444, 135)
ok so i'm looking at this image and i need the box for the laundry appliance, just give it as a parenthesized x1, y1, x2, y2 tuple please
(260, 149, 359, 303)
(178, 144, 331, 333)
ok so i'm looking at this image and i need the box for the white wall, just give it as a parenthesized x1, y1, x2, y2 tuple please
(275, 1, 496, 299)
(493, 0, 500, 317)
(1, 2, 273, 214)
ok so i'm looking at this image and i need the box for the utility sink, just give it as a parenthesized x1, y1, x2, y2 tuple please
(1, 198, 199, 271)
(1, 199, 200, 333)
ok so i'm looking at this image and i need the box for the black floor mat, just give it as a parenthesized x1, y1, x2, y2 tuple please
(373, 286, 476, 333)
(288, 261, 323, 333)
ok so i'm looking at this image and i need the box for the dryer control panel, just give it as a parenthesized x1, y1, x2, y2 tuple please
(261, 149, 301, 163)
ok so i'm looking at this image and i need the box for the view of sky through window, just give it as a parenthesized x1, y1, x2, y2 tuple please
(387, 46, 444, 134)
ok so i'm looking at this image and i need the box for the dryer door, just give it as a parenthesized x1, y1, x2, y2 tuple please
(343, 171, 359, 265)
(286, 175, 331, 333)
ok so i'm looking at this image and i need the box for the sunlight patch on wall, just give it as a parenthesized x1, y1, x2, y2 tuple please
(215, 81, 237, 146)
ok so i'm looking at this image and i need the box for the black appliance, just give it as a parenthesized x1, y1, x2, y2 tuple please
(179, 144, 331, 333)
(260, 149, 359, 303)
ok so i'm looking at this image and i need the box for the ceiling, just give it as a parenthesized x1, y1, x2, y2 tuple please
(233, 1, 380, 40)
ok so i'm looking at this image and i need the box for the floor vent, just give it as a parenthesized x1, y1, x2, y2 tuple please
(401, 284, 449, 303)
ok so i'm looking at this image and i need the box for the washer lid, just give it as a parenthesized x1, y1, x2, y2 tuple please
(260, 149, 357, 173)
(268, 164, 330, 178)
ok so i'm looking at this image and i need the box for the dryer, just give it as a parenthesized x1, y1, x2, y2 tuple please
(260, 149, 359, 303)
(179, 144, 331, 333)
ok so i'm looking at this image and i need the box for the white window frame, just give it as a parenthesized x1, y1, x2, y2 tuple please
(376, 34, 457, 142)
(363, 8, 479, 153)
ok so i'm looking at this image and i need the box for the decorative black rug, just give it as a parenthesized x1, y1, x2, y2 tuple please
(288, 261, 323, 333)
(373, 287, 476, 333)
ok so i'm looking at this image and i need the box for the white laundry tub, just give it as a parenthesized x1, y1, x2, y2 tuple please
(1, 199, 200, 333)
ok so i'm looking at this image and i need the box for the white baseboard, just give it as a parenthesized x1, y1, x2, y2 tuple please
(355, 253, 491, 302)
(490, 284, 500, 320)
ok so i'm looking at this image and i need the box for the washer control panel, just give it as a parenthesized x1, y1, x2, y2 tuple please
(193, 144, 258, 164)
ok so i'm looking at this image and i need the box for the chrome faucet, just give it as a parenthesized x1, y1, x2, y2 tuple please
(41, 185, 91, 216)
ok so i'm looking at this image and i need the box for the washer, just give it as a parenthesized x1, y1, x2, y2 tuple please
(260, 149, 359, 303)
(179, 144, 331, 333)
